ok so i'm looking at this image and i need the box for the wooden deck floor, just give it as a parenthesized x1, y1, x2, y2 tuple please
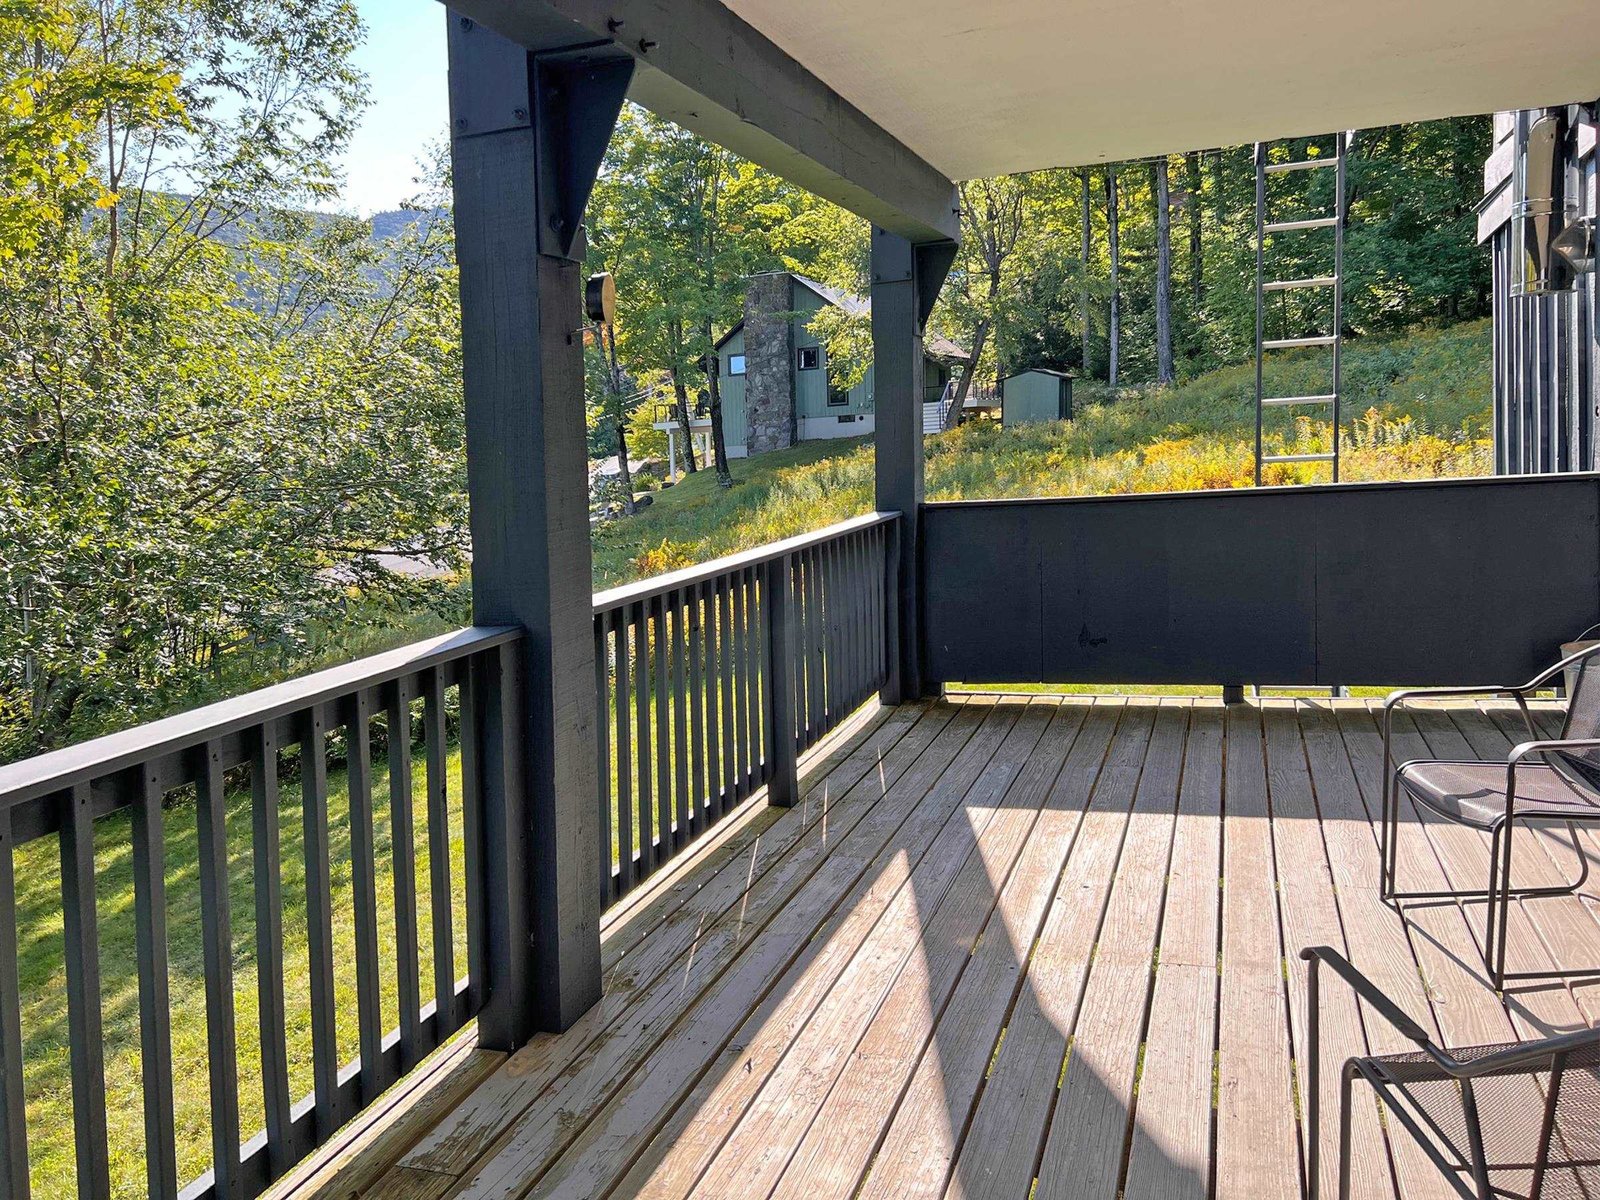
(270, 694, 1600, 1200)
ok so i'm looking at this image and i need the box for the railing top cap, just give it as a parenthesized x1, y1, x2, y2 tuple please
(0, 625, 520, 809)
(592, 511, 900, 616)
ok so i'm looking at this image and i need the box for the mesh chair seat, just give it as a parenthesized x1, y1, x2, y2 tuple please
(1395, 760, 1600, 829)
(1360, 1040, 1600, 1200)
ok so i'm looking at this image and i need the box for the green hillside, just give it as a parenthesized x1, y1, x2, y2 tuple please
(595, 320, 1491, 588)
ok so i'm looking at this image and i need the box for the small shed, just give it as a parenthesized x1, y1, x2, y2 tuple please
(1001, 368, 1074, 427)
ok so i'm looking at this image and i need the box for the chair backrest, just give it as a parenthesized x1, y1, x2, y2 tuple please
(1556, 650, 1600, 792)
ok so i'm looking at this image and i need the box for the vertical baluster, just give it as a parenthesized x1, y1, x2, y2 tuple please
(742, 566, 762, 784)
(0, 808, 29, 1200)
(730, 571, 751, 799)
(837, 534, 856, 713)
(458, 662, 486, 1018)
(701, 579, 722, 820)
(804, 549, 820, 745)
(60, 782, 110, 1200)
(300, 707, 339, 1134)
(612, 613, 635, 895)
(631, 602, 653, 875)
(671, 591, 690, 847)
(250, 725, 292, 1181)
(347, 689, 384, 1099)
(651, 595, 671, 860)
(824, 538, 841, 724)
(686, 586, 707, 832)
(388, 678, 422, 1069)
(196, 744, 241, 1197)
(424, 668, 457, 1034)
(717, 580, 736, 811)
(130, 768, 178, 1200)
(878, 525, 892, 688)
(755, 561, 775, 787)
(788, 556, 805, 748)
(593, 616, 614, 907)
(857, 534, 870, 704)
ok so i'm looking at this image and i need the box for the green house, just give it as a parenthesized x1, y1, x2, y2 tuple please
(673, 272, 965, 457)
(1000, 368, 1074, 427)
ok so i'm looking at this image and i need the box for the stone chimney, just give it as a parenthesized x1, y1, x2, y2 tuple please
(743, 272, 796, 454)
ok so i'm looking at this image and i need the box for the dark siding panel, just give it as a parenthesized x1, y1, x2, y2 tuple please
(923, 476, 1600, 688)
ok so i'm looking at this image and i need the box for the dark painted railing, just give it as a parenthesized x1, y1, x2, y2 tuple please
(592, 512, 898, 906)
(0, 627, 519, 1200)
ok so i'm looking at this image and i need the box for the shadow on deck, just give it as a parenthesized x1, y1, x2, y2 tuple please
(266, 694, 1600, 1200)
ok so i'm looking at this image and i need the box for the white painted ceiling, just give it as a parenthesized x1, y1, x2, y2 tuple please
(724, 0, 1600, 179)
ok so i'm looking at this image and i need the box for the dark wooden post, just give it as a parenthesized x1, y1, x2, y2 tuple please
(871, 228, 956, 702)
(763, 553, 798, 806)
(447, 12, 632, 1042)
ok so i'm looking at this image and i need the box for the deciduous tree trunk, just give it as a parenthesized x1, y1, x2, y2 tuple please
(669, 363, 698, 473)
(1154, 157, 1174, 385)
(1104, 167, 1120, 389)
(1080, 168, 1092, 376)
(702, 317, 733, 487)
(1186, 150, 1204, 308)
(605, 321, 636, 515)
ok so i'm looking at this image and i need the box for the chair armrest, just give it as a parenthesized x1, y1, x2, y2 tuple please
(1432, 1025, 1600, 1080)
(1509, 738, 1600, 766)
(1300, 947, 1436, 1049)
(1520, 640, 1600, 692)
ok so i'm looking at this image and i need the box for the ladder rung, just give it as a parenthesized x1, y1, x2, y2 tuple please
(1262, 336, 1337, 349)
(1262, 453, 1336, 464)
(1265, 158, 1339, 174)
(1264, 217, 1339, 232)
(1261, 393, 1337, 406)
(1263, 276, 1338, 292)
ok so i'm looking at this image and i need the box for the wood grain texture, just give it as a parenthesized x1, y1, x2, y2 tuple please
(288, 697, 1573, 1200)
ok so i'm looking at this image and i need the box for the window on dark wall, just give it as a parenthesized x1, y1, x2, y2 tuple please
(797, 346, 820, 371)
(728, 354, 746, 376)
(827, 385, 849, 407)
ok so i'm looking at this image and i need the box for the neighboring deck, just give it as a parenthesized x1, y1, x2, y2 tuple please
(271, 693, 1600, 1200)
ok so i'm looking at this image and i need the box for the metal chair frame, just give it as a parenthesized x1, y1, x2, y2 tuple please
(1301, 946, 1600, 1200)
(1380, 641, 1600, 989)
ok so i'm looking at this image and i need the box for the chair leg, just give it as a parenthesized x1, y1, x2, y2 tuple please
(1338, 1062, 1356, 1200)
(1484, 825, 1503, 986)
(1486, 820, 1516, 991)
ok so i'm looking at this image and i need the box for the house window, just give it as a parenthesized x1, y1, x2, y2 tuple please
(827, 385, 849, 407)
(796, 346, 820, 371)
(727, 354, 746, 376)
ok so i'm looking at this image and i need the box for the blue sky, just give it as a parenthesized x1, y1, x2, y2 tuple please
(336, 1, 451, 214)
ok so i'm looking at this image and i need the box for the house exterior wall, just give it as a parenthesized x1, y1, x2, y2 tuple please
(1002, 371, 1072, 426)
(1480, 109, 1598, 474)
(744, 272, 796, 454)
(716, 326, 750, 455)
(792, 285, 875, 442)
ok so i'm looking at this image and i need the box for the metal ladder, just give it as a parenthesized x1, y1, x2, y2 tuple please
(1253, 133, 1348, 485)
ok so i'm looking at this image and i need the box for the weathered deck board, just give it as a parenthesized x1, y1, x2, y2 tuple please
(1120, 701, 1223, 1200)
(273, 696, 1592, 1200)
(1215, 704, 1300, 1200)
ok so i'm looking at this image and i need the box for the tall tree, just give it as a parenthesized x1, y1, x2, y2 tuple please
(1186, 150, 1204, 308)
(943, 177, 1029, 407)
(1153, 156, 1174, 384)
(1104, 166, 1121, 388)
(1080, 167, 1093, 378)
(1, 1, 474, 759)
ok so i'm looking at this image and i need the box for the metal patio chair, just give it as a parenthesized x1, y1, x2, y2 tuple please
(1380, 640, 1600, 989)
(1301, 946, 1600, 1200)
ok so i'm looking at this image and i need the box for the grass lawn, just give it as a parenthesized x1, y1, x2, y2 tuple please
(15, 730, 469, 1198)
(595, 321, 1491, 589)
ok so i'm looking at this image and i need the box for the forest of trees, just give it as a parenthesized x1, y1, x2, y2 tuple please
(1, 2, 1493, 759)
(586, 110, 1491, 478)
